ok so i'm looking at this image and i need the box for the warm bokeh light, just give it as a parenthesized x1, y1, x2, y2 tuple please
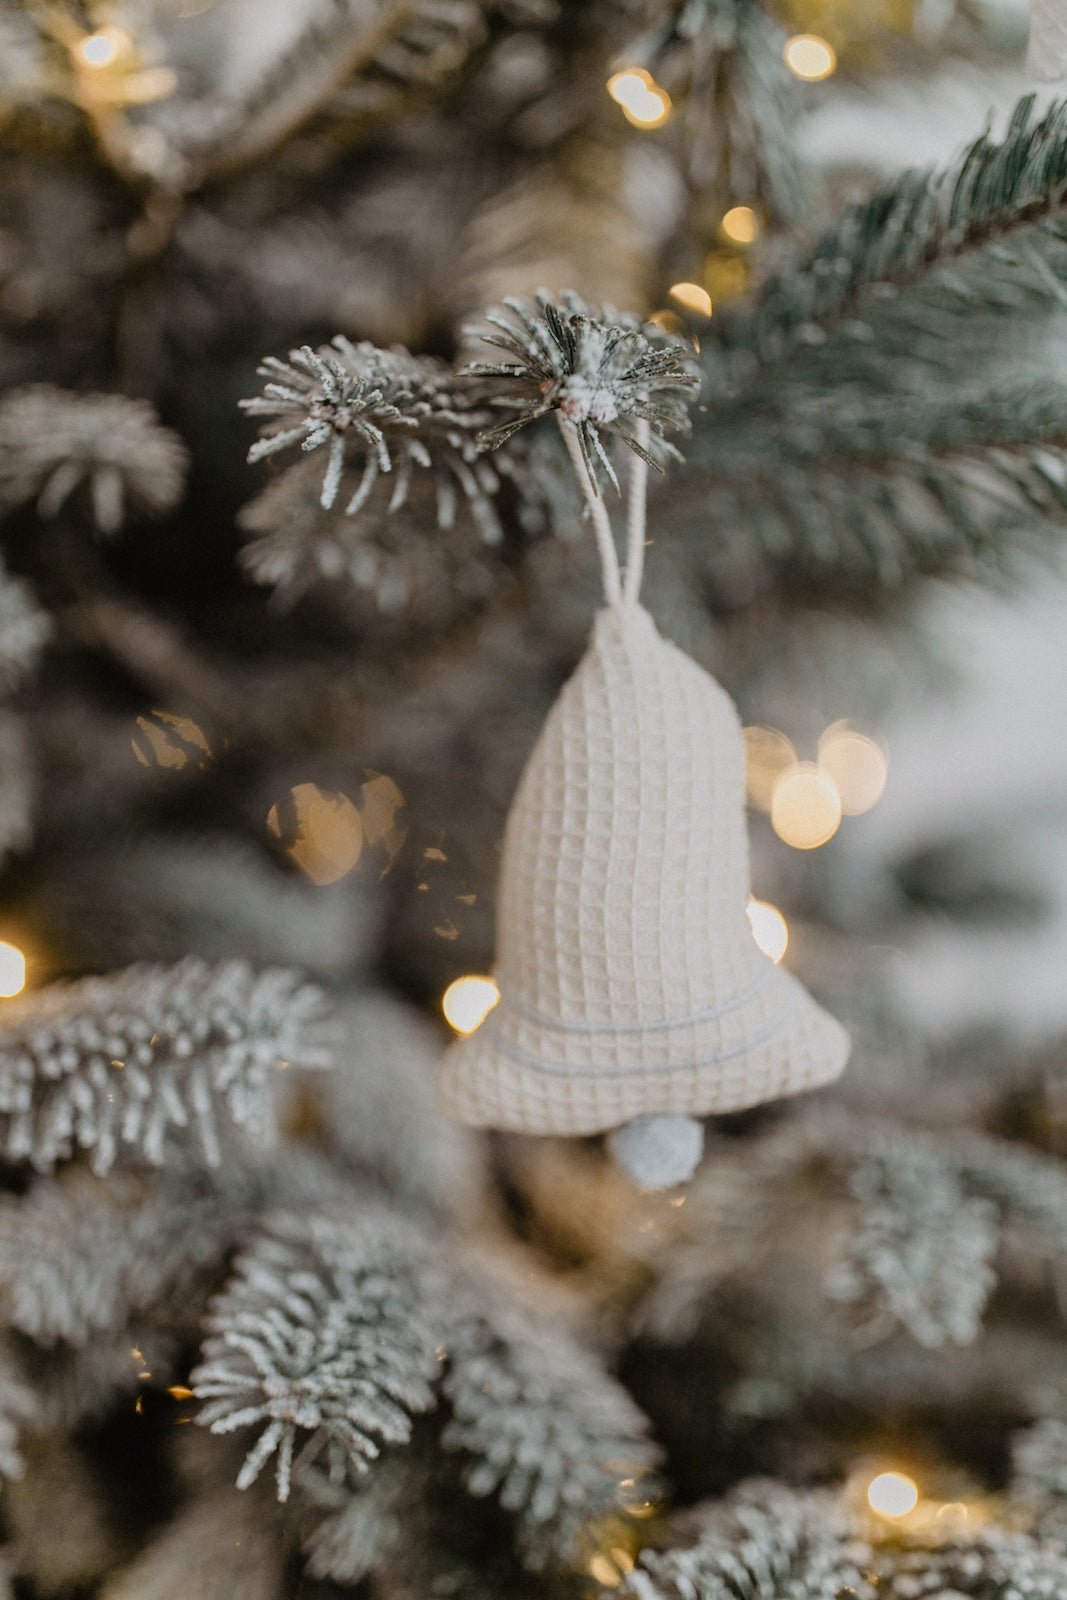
(132, 710, 212, 771)
(0, 941, 26, 999)
(648, 309, 685, 336)
(606, 68, 672, 128)
(818, 722, 888, 816)
(442, 975, 500, 1035)
(267, 783, 363, 886)
(743, 725, 797, 813)
(588, 1554, 623, 1588)
(746, 898, 789, 964)
(80, 31, 119, 66)
(867, 1471, 919, 1517)
(668, 281, 713, 317)
(721, 205, 759, 245)
(771, 761, 842, 850)
(784, 34, 837, 80)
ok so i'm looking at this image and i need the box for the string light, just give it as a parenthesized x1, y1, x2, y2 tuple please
(770, 761, 842, 850)
(668, 282, 713, 317)
(721, 206, 759, 245)
(0, 941, 26, 999)
(817, 722, 888, 816)
(442, 975, 500, 1034)
(743, 726, 797, 813)
(783, 34, 837, 81)
(80, 31, 119, 67)
(746, 899, 789, 964)
(267, 784, 363, 886)
(867, 1472, 919, 1517)
(606, 68, 672, 128)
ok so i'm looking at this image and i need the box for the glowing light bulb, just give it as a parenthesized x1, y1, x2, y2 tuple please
(80, 31, 119, 66)
(721, 206, 759, 245)
(746, 899, 789, 964)
(267, 784, 363, 886)
(743, 726, 797, 813)
(817, 722, 888, 816)
(442, 975, 500, 1034)
(771, 762, 842, 850)
(867, 1472, 919, 1517)
(0, 941, 26, 998)
(668, 282, 713, 317)
(784, 34, 837, 81)
(606, 69, 672, 128)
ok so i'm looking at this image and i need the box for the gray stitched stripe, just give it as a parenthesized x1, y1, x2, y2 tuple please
(479, 982, 803, 1078)
(494, 962, 774, 1037)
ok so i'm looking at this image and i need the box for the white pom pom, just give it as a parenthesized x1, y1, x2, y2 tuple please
(607, 1114, 704, 1190)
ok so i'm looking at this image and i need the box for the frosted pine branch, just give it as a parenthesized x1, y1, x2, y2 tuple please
(0, 1168, 237, 1348)
(827, 1129, 999, 1349)
(620, 1480, 1067, 1600)
(0, 559, 50, 691)
(192, 1211, 445, 1501)
(0, 387, 188, 536)
(0, 958, 328, 1175)
(621, 1482, 873, 1600)
(442, 1287, 659, 1568)
(241, 339, 511, 540)
(465, 291, 699, 488)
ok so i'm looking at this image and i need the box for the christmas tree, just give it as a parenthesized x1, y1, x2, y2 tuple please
(2, 1, 1067, 1596)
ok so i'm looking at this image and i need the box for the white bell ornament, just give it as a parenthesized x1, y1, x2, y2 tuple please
(438, 417, 850, 1188)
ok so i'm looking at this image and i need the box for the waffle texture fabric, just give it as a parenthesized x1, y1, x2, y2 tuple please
(1029, 0, 1067, 78)
(438, 602, 850, 1136)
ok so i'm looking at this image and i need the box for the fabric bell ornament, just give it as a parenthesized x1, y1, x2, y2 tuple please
(439, 298, 851, 1189)
(438, 564, 850, 1190)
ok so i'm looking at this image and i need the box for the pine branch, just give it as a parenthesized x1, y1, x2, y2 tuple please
(0, 958, 329, 1175)
(0, 1167, 235, 1348)
(622, 1479, 1067, 1600)
(185, 0, 488, 183)
(714, 96, 1067, 381)
(241, 338, 522, 541)
(621, 0, 803, 223)
(0, 387, 187, 536)
(0, 1348, 34, 1482)
(827, 1128, 999, 1349)
(441, 1284, 659, 1569)
(622, 1481, 874, 1600)
(676, 380, 1067, 601)
(0, 558, 50, 692)
(192, 1210, 445, 1501)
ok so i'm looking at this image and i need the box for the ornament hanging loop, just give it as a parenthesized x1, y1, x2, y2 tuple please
(556, 415, 622, 605)
(556, 415, 651, 608)
(623, 418, 650, 605)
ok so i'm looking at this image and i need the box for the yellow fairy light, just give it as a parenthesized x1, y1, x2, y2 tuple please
(0, 941, 26, 999)
(746, 899, 789, 964)
(721, 206, 759, 245)
(80, 31, 119, 66)
(784, 34, 837, 81)
(867, 1471, 919, 1517)
(743, 726, 797, 813)
(770, 761, 842, 850)
(588, 1554, 623, 1588)
(648, 309, 685, 336)
(668, 282, 713, 317)
(606, 68, 672, 129)
(267, 784, 363, 886)
(817, 722, 888, 816)
(442, 975, 500, 1035)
